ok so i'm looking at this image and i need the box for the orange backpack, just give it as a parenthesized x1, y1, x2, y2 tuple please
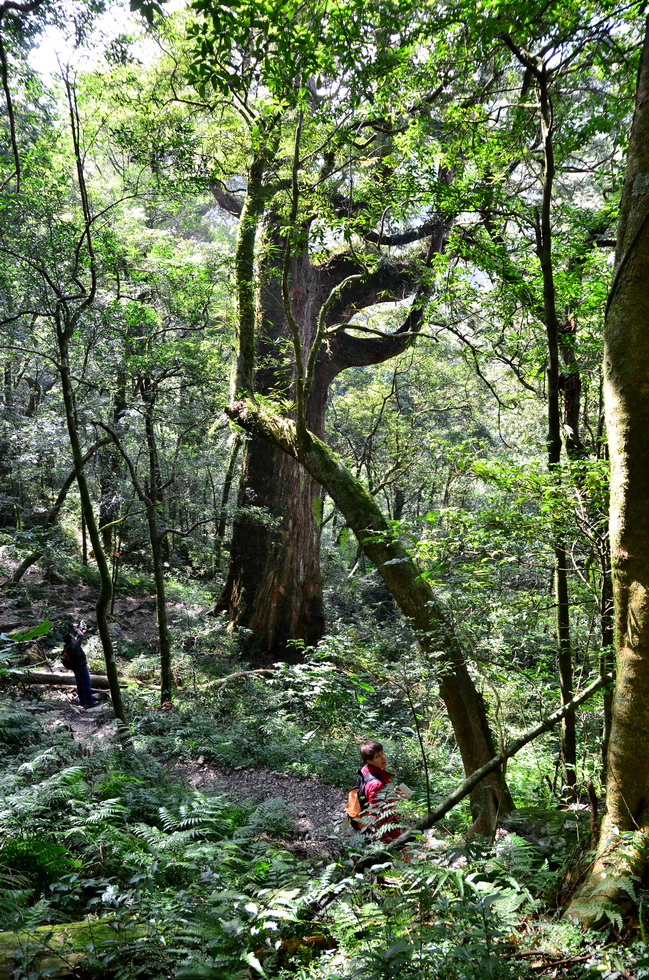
(345, 769, 384, 830)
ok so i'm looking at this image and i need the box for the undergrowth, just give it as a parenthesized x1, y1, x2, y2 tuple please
(0, 630, 643, 979)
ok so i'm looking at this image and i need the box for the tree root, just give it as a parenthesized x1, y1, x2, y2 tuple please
(566, 822, 649, 929)
(206, 668, 277, 689)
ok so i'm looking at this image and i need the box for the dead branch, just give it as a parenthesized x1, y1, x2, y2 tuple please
(4, 669, 115, 689)
(206, 668, 277, 689)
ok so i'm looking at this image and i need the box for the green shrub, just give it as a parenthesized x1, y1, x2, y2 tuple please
(0, 703, 44, 756)
(0, 836, 78, 895)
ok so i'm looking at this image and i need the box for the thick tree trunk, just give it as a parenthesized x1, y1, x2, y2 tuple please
(220, 199, 450, 662)
(568, 19, 649, 927)
(218, 222, 327, 660)
(227, 399, 514, 831)
(218, 436, 324, 660)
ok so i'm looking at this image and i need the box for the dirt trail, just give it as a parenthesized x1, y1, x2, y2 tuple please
(3, 562, 346, 855)
(172, 759, 346, 846)
(40, 695, 346, 855)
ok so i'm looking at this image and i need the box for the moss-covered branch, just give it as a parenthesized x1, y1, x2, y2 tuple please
(226, 397, 513, 829)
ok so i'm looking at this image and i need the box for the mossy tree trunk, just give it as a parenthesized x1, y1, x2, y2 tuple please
(569, 17, 649, 927)
(214, 163, 451, 663)
(227, 398, 514, 832)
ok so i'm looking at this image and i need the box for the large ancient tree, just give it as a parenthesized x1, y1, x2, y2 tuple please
(569, 16, 649, 927)
(214, 191, 450, 659)
(187, 0, 515, 831)
(190, 0, 459, 659)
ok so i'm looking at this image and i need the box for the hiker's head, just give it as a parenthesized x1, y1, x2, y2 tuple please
(360, 740, 387, 768)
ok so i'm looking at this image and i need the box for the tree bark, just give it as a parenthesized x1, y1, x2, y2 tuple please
(218, 431, 325, 660)
(568, 18, 649, 927)
(599, 548, 615, 773)
(535, 67, 577, 792)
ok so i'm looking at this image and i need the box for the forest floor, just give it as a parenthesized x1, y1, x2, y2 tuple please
(2, 557, 638, 978)
(16, 689, 347, 858)
(1, 557, 347, 857)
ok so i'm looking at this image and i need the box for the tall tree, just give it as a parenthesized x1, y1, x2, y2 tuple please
(185, 0, 463, 660)
(192, 0, 515, 830)
(569, 17, 649, 928)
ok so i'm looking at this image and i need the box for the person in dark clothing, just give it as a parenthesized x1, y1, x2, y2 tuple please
(62, 624, 99, 708)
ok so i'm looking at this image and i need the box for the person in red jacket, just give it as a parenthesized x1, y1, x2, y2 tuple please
(359, 740, 403, 844)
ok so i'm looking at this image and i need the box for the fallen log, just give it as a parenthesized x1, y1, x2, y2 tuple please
(0, 918, 150, 978)
(5, 669, 114, 690)
(206, 668, 276, 689)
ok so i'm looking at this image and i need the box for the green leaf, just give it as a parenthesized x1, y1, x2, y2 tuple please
(243, 952, 268, 978)
(9, 619, 53, 642)
(129, 0, 166, 25)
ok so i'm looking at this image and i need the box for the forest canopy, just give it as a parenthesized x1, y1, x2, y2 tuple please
(1, 0, 649, 976)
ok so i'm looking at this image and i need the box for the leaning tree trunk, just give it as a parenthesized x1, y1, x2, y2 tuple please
(55, 325, 128, 731)
(227, 398, 514, 832)
(568, 17, 649, 928)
